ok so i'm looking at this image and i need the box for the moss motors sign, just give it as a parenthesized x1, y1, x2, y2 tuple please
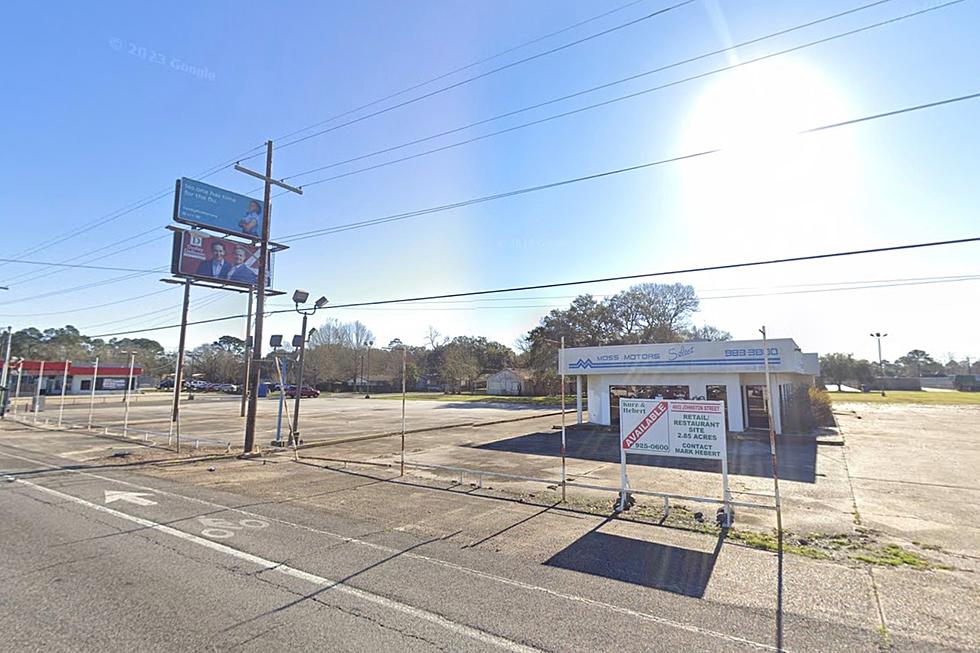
(619, 399, 726, 460)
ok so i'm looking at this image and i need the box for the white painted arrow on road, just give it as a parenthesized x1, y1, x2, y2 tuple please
(104, 490, 157, 506)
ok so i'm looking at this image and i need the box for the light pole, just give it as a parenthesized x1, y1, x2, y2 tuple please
(870, 332, 888, 397)
(0, 326, 11, 418)
(269, 335, 289, 447)
(364, 339, 374, 398)
(288, 290, 328, 447)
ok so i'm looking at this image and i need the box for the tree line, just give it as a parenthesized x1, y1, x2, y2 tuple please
(819, 350, 978, 390)
(4, 282, 731, 392)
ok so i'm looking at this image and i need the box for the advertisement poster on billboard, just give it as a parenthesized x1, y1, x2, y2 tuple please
(174, 178, 265, 239)
(170, 230, 273, 289)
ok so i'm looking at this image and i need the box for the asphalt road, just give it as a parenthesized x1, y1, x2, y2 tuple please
(0, 426, 964, 652)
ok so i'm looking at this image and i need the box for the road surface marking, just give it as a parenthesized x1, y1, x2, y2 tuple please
(14, 477, 543, 653)
(0, 448, 782, 651)
(198, 516, 269, 539)
(104, 490, 157, 506)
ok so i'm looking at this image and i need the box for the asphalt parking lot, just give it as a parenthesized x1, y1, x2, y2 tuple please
(3, 397, 979, 650)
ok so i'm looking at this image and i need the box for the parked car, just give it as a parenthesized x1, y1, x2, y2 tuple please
(285, 385, 320, 398)
(219, 383, 240, 394)
(158, 378, 174, 389)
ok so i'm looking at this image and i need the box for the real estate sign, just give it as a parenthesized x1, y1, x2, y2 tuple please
(620, 399, 726, 460)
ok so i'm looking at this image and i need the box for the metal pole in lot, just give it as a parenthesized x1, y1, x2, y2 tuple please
(123, 352, 136, 434)
(33, 361, 45, 422)
(87, 358, 99, 428)
(58, 360, 70, 427)
(760, 326, 783, 535)
(560, 336, 567, 502)
(274, 353, 287, 446)
(13, 365, 23, 415)
(0, 326, 11, 417)
(290, 312, 309, 446)
(400, 345, 406, 476)
(240, 288, 254, 417)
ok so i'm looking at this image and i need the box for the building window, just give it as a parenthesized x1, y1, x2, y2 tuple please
(80, 380, 91, 391)
(609, 384, 690, 426)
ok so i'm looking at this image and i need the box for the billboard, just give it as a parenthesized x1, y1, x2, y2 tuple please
(174, 178, 265, 239)
(170, 229, 273, 289)
(619, 399, 726, 460)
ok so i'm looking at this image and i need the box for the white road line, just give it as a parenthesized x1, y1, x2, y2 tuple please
(13, 476, 542, 653)
(0, 448, 782, 651)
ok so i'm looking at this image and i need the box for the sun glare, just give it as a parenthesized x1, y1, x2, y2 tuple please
(678, 60, 861, 243)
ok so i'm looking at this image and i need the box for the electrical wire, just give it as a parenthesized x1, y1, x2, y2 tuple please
(0, 2, 659, 271)
(0, 258, 163, 273)
(0, 268, 169, 306)
(79, 235, 980, 338)
(269, 1, 695, 153)
(270, 0, 658, 145)
(278, 90, 980, 242)
(280, 0, 911, 184)
(0, 287, 178, 318)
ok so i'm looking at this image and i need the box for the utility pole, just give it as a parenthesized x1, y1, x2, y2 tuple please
(760, 327, 782, 537)
(240, 288, 254, 417)
(237, 142, 303, 454)
(171, 279, 192, 452)
(364, 340, 374, 398)
(870, 332, 888, 397)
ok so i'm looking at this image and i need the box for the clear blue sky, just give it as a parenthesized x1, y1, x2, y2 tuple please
(0, 0, 977, 364)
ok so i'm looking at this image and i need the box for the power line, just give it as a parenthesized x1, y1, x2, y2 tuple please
(270, 1, 695, 152)
(0, 287, 177, 318)
(278, 90, 980, 242)
(80, 235, 980, 338)
(270, 0, 658, 145)
(0, 258, 162, 273)
(0, 268, 169, 306)
(1, 2, 659, 272)
(1, 227, 167, 287)
(280, 0, 911, 184)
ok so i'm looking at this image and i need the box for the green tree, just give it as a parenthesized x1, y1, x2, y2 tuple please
(820, 353, 856, 391)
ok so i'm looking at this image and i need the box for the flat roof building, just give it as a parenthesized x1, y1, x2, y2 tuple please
(2, 360, 143, 395)
(559, 338, 819, 435)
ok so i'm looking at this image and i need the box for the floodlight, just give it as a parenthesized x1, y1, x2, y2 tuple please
(314, 296, 329, 309)
(292, 335, 304, 348)
(292, 289, 310, 305)
(269, 335, 283, 348)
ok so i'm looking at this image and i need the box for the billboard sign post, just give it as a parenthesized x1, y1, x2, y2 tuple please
(174, 178, 265, 240)
(618, 399, 731, 524)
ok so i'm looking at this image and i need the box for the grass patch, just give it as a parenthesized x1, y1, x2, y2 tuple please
(828, 390, 980, 406)
(850, 544, 933, 568)
(729, 529, 831, 560)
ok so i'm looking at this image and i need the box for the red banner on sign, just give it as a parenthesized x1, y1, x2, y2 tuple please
(622, 401, 668, 449)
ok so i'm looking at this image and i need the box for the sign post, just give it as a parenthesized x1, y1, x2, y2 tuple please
(618, 398, 730, 524)
(58, 360, 70, 427)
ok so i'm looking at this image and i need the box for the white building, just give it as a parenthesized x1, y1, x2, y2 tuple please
(559, 338, 819, 434)
(487, 368, 533, 396)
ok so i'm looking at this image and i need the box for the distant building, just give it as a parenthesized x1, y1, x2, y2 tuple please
(559, 338, 819, 435)
(487, 368, 534, 396)
(1, 360, 143, 396)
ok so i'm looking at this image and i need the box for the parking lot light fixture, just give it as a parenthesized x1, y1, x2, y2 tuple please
(870, 332, 888, 397)
(289, 290, 328, 447)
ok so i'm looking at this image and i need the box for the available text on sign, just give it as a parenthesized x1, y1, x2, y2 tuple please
(619, 399, 726, 460)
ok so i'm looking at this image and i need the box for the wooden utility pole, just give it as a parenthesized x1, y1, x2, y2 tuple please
(240, 288, 254, 417)
(237, 142, 302, 453)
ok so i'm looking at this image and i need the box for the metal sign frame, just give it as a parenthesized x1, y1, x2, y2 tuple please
(618, 398, 732, 525)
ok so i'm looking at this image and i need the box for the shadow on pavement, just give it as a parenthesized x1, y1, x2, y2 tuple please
(545, 519, 726, 598)
(474, 428, 817, 483)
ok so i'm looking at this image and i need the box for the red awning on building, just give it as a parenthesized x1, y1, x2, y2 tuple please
(0, 360, 143, 376)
